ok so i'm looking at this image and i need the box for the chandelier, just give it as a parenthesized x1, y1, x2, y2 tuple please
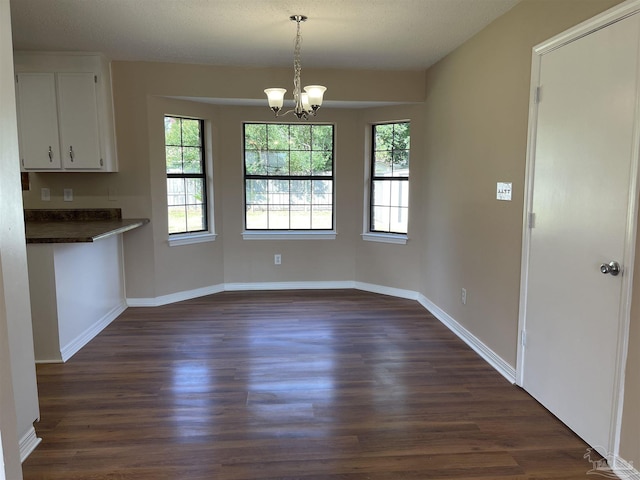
(264, 15, 327, 119)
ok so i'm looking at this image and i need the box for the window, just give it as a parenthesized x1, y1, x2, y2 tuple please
(164, 116, 208, 237)
(244, 123, 334, 231)
(370, 121, 410, 235)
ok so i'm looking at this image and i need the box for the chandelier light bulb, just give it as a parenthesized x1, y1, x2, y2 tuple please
(264, 15, 327, 119)
(301, 93, 311, 112)
(304, 85, 327, 109)
(264, 88, 287, 112)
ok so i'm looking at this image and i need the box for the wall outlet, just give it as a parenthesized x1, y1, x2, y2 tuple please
(274, 254, 282, 265)
(461, 288, 467, 305)
(63, 188, 73, 202)
(41, 187, 50, 201)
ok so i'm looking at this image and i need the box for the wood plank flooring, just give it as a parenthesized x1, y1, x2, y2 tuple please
(22, 290, 597, 479)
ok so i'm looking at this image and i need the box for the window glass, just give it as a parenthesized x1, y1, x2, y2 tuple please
(244, 123, 334, 231)
(165, 116, 208, 235)
(370, 122, 410, 234)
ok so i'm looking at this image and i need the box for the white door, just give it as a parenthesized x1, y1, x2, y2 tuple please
(520, 11, 639, 454)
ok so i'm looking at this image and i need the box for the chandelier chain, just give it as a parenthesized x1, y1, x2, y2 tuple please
(293, 17, 303, 109)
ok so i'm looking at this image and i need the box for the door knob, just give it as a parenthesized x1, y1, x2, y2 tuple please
(600, 261, 621, 276)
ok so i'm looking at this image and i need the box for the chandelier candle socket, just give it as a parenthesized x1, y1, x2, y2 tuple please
(264, 15, 327, 119)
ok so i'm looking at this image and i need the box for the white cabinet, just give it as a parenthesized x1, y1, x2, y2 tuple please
(15, 73, 61, 169)
(14, 53, 118, 172)
(57, 73, 103, 169)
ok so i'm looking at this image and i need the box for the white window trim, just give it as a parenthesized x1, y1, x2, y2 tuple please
(362, 232, 408, 245)
(165, 116, 216, 246)
(169, 232, 217, 247)
(243, 122, 336, 236)
(364, 119, 411, 238)
(242, 230, 337, 240)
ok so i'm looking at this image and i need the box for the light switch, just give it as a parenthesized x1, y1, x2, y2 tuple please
(497, 182, 512, 201)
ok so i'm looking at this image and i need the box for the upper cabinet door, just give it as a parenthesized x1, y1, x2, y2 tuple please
(13, 53, 119, 172)
(16, 73, 62, 170)
(57, 73, 102, 170)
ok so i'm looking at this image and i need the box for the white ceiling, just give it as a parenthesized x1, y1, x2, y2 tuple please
(10, 0, 521, 71)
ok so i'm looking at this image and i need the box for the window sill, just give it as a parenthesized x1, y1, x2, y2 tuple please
(242, 230, 337, 240)
(362, 233, 408, 245)
(168, 232, 217, 247)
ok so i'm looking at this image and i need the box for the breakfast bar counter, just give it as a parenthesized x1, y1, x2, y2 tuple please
(24, 208, 149, 243)
(25, 208, 149, 363)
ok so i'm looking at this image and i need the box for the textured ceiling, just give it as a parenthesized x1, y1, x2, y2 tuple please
(10, 0, 522, 71)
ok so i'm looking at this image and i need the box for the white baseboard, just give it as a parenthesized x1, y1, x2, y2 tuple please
(355, 281, 419, 300)
(225, 281, 355, 291)
(59, 302, 127, 362)
(128, 281, 355, 306)
(417, 294, 517, 384)
(127, 284, 225, 307)
(35, 357, 64, 364)
(614, 456, 640, 480)
(19, 426, 41, 462)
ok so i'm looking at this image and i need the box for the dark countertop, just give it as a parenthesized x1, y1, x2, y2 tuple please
(25, 208, 149, 244)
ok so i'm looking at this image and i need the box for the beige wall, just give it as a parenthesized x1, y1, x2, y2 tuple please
(144, 97, 225, 298)
(355, 105, 425, 291)
(216, 105, 359, 285)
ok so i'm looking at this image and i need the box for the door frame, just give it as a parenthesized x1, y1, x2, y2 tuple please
(516, 0, 640, 458)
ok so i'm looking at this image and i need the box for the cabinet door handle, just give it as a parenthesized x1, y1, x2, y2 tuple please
(48, 146, 53, 162)
(69, 145, 74, 162)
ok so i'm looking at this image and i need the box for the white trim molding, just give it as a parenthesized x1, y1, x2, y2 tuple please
(34, 357, 65, 365)
(361, 233, 408, 245)
(127, 284, 225, 307)
(18, 426, 41, 463)
(417, 294, 517, 384)
(355, 281, 418, 300)
(60, 302, 127, 362)
(225, 281, 354, 291)
(168, 232, 217, 247)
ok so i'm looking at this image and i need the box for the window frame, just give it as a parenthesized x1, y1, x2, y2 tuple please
(164, 115, 216, 246)
(242, 122, 336, 239)
(364, 120, 410, 244)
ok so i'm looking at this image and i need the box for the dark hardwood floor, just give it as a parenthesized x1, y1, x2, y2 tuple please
(22, 290, 597, 479)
